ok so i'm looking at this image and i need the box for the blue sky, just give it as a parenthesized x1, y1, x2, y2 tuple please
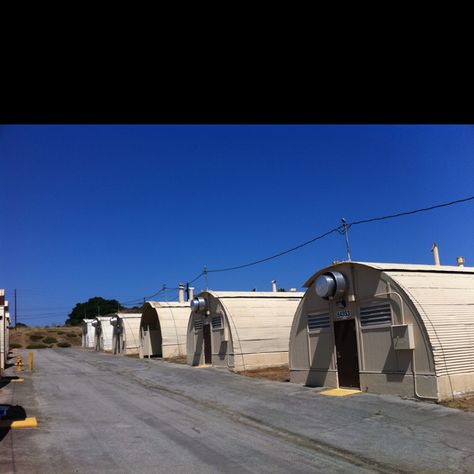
(1, 125, 473, 326)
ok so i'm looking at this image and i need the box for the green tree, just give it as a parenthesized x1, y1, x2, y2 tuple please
(65, 297, 124, 326)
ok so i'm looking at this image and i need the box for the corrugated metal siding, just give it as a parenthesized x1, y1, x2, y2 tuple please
(387, 271, 474, 376)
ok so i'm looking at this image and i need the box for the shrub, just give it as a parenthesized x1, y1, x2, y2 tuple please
(57, 342, 71, 348)
(57, 331, 65, 335)
(43, 337, 57, 344)
(66, 333, 77, 338)
(26, 343, 48, 349)
(9, 343, 22, 349)
(30, 335, 43, 341)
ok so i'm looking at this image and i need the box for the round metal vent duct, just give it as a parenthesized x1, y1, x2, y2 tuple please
(91, 320, 98, 327)
(315, 272, 347, 299)
(190, 296, 206, 313)
(110, 316, 118, 325)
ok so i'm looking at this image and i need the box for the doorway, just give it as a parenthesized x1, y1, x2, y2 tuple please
(334, 319, 360, 388)
(203, 324, 212, 364)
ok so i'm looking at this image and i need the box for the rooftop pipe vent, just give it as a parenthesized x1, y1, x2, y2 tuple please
(190, 296, 206, 313)
(315, 272, 347, 300)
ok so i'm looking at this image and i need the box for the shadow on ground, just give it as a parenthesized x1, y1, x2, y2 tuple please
(0, 405, 27, 441)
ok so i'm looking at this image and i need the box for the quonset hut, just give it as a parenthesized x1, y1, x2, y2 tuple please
(82, 319, 96, 349)
(0, 290, 10, 374)
(187, 290, 304, 371)
(110, 313, 141, 355)
(289, 261, 474, 401)
(93, 316, 113, 352)
(139, 301, 191, 359)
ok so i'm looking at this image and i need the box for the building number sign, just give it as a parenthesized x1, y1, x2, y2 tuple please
(336, 310, 352, 320)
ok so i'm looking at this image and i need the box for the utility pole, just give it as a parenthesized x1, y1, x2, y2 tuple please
(341, 218, 352, 261)
(204, 266, 208, 290)
(14, 288, 17, 330)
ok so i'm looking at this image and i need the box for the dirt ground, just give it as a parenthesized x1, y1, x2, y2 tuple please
(441, 396, 474, 412)
(8, 326, 82, 350)
(236, 365, 290, 382)
(164, 355, 187, 365)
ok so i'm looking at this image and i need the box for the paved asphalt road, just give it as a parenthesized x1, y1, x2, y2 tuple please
(1, 348, 474, 473)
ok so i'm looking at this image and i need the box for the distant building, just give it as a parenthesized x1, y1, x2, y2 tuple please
(81, 319, 96, 349)
(0, 289, 11, 374)
(110, 313, 141, 355)
(187, 290, 303, 371)
(92, 316, 113, 352)
(139, 302, 190, 359)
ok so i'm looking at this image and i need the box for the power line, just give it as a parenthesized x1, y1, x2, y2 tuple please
(118, 193, 474, 299)
(350, 195, 474, 227)
(205, 194, 474, 274)
(207, 227, 340, 273)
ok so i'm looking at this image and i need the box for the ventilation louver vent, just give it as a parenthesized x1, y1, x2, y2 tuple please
(360, 303, 392, 327)
(194, 319, 203, 331)
(211, 316, 222, 329)
(307, 313, 331, 331)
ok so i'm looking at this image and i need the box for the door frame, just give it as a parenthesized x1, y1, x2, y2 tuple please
(333, 318, 360, 389)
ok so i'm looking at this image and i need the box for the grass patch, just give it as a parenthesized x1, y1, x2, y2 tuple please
(26, 343, 48, 349)
(236, 365, 290, 382)
(43, 336, 58, 344)
(56, 331, 65, 335)
(66, 332, 77, 338)
(441, 395, 474, 412)
(29, 335, 44, 342)
(9, 343, 22, 349)
(57, 342, 71, 348)
(164, 355, 187, 365)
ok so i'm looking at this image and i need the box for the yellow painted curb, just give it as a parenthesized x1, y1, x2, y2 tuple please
(195, 365, 211, 368)
(11, 378, 24, 383)
(320, 388, 361, 397)
(0, 417, 38, 428)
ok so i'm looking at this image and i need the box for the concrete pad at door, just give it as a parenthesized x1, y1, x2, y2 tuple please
(320, 388, 361, 397)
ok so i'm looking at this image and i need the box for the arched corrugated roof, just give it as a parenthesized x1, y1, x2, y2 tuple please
(303, 261, 474, 287)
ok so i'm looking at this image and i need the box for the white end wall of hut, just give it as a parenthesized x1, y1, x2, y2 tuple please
(82, 319, 96, 348)
(112, 313, 141, 355)
(96, 316, 113, 352)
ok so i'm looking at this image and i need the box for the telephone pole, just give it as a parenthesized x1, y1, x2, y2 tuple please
(341, 218, 352, 261)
